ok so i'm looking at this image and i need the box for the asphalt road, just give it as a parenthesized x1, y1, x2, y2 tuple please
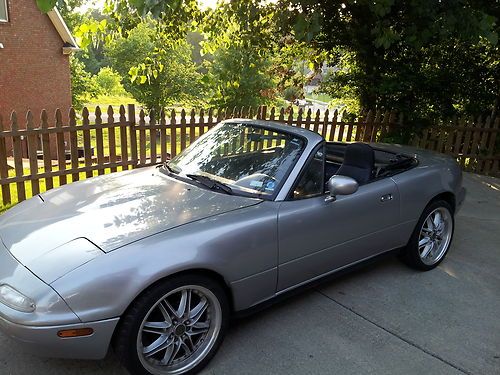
(1, 172, 499, 375)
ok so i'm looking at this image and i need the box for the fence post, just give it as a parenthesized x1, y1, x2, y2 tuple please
(138, 109, 146, 166)
(26, 111, 40, 195)
(94, 107, 105, 175)
(312, 109, 320, 134)
(180, 109, 187, 152)
(296, 107, 303, 128)
(128, 104, 138, 168)
(467, 115, 483, 172)
(360, 110, 371, 142)
(279, 107, 285, 123)
(55, 109, 67, 185)
(477, 116, 491, 173)
(159, 109, 168, 162)
(150, 109, 158, 164)
(119, 105, 129, 170)
(108, 106, 117, 173)
(484, 117, 499, 175)
(10, 112, 26, 201)
(69, 108, 80, 182)
(337, 110, 346, 141)
(460, 116, 473, 169)
(189, 109, 196, 146)
(260, 105, 268, 120)
(170, 109, 177, 157)
(305, 108, 312, 131)
(287, 107, 294, 127)
(81, 107, 93, 178)
(199, 109, 205, 136)
(269, 107, 275, 121)
(322, 108, 329, 139)
(0, 114, 11, 205)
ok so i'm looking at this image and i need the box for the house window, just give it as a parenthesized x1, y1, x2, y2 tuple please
(0, 0, 8, 22)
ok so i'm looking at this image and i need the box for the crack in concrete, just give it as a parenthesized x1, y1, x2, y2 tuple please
(315, 289, 473, 375)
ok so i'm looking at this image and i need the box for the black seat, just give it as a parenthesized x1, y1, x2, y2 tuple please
(335, 143, 374, 184)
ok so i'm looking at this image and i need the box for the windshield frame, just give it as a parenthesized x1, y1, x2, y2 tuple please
(162, 121, 310, 201)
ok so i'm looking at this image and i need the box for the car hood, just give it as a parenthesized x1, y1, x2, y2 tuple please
(0, 167, 261, 266)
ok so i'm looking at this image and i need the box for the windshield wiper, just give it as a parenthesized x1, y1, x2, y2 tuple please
(162, 161, 180, 174)
(186, 174, 233, 195)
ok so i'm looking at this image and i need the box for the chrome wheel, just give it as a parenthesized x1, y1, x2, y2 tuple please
(418, 207, 453, 265)
(137, 285, 222, 375)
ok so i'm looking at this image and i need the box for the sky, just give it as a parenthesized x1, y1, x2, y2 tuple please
(78, 0, 219, 13)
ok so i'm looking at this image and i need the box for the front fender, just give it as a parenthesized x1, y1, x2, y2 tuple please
(51, 202, 279, 322)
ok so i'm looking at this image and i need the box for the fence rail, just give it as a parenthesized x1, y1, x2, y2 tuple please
(0, 104, 498, 207)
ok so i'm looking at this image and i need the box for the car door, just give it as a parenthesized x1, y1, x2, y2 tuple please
(277, 146, 402, 291)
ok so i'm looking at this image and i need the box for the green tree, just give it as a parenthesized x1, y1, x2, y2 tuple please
(95, 67, 126, 96)
(70, 56, 100, 109)
(105, 22, 203, 111)
(55, 0, 83, 31)
(278, 0, 499, 126)
(205, 46, 275, 108)
(40, 0, 499, 125)
(201, 1, 279, 108)
(76, 9, 109, 74)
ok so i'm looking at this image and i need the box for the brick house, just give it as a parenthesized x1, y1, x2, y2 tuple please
(0, 0, 78, 157)
(0, 0, 78, 122)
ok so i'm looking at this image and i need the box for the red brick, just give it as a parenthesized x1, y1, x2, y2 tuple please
(0, 0, 72, 127)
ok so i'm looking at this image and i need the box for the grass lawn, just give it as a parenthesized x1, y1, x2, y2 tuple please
(306, 93, 333, 103)
(84, 94, 140, 114)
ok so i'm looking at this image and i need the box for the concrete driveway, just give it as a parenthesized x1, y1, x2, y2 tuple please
(1, 173, 499, 375)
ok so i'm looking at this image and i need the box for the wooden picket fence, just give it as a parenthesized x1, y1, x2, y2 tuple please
(411, 116, 500, 175)
(0, 104, 498, 208)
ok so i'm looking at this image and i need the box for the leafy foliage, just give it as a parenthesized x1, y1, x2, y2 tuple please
(283, 86, 302, 102)
(201, 1, 279, 108)
(105, 21, 203, 111)
(205, 46, 275, 108)
(36, 0, 57, 13)
(69, 56, 100, 109)
(55, 0, 83, 31)
(278, 0, 499, 125)
(95, 67, 127, 96)
(39, 0, 499, 128)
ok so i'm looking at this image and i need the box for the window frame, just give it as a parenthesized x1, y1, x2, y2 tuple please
(286, 142, 326, 201)
(0, 0, 8, 23)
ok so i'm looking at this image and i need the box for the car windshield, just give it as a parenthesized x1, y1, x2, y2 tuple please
(165, 122, 305, 199)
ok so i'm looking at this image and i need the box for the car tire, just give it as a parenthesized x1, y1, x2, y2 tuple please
(400, 200, 455, 271)
(114, 274, 229, 375)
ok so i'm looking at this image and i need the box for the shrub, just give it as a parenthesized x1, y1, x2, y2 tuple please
(95, 67, 126, 96)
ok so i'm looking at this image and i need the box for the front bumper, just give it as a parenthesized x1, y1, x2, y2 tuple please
(0, 240, 118, 360)
(0, 315, 119, 359)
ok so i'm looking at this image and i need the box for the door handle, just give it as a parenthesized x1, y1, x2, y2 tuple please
(380, 194, 393, 202)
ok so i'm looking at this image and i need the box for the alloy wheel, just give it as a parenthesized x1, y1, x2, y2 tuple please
(137, 285, 222, 375)
(418, 207, 453, 266)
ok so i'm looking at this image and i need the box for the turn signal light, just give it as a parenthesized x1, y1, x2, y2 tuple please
(57, 328, 94, 338)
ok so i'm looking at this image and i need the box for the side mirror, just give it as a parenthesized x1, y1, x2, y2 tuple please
(326, 175, 359, 202)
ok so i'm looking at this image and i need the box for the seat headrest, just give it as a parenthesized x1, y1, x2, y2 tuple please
(343, 143, 374, 168)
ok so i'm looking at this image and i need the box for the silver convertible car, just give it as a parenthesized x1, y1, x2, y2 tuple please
(0, 119, 465, 375)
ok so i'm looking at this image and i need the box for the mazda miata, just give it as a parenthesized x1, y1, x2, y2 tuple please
(0, 119, 465, 375)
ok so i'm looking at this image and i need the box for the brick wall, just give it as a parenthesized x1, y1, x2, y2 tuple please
(0, 0, 72, 157)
